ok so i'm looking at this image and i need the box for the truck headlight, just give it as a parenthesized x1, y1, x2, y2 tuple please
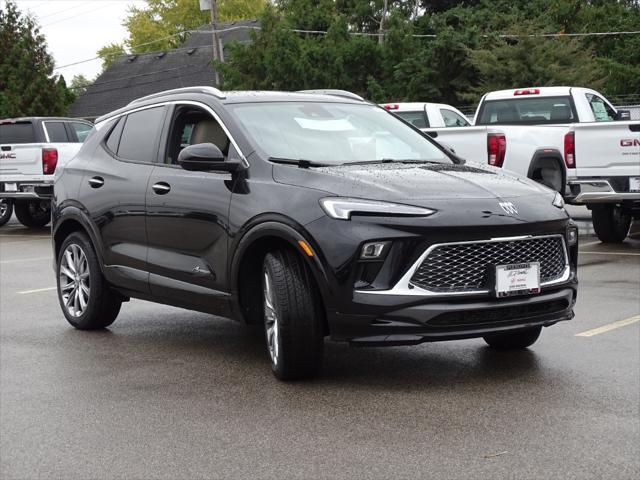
(320, 197, 436, 221)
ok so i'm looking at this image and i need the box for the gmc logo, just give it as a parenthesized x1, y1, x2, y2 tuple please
(0, 153, 16, 159)
(621, 139, 640, 147)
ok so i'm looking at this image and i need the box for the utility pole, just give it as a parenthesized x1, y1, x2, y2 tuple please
(378, 0, 388, 45)
(209, 0, 220, 85)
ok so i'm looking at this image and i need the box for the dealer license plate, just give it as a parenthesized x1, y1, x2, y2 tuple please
(4, 183, 17, 192)
(629, 177, 640, 192)
(495, 262, 540, 298)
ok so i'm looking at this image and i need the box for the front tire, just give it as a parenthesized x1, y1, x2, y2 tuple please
(483, 326, 542, 349)
(262, 249, 324, 380)
(591, 204, 631, 243)
(57, 232, 122, 330)
(14, 199, 51, 228)
(0, 199, 13, 227)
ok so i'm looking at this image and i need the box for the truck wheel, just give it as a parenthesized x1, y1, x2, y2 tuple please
(14, 200, 51, 228)
(262, 249, 324, 380)
(56, 232, 122, 330)
(0, 199, 13, 227)
(591, 204, 631, 243)
(483, 326, 542, 349)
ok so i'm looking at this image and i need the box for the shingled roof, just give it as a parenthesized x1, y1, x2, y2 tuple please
(69, 20, 258, 120)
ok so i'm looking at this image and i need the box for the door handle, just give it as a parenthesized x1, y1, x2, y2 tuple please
(88, 176, 104, 188)
(152, 182, 171, 195)
(629, 124, 640, 132)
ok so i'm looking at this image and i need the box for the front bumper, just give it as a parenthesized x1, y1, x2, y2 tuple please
(0, 182, 53, 199)
(329, 286, 576, 345)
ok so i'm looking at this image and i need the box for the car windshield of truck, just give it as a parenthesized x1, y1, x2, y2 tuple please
(230, 102, 452, 165)
(476, 96, 576, 125)
(0, 121, 35, 144)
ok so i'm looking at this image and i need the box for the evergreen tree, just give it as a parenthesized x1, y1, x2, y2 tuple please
(0, 0, 73, 117)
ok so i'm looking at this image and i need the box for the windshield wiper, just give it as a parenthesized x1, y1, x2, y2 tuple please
(268, 157, 330, 168)
(342, 158, 445, 166)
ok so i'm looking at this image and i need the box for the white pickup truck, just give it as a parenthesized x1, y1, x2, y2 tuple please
(383, 87, 640, 242)
(0, 117, 92, 228)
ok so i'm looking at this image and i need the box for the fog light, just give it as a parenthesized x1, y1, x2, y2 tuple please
(360, 241, 390, 260)
(567, 227, 578, 246)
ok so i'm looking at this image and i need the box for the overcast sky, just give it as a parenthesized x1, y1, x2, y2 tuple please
(13, 0, 149, 82)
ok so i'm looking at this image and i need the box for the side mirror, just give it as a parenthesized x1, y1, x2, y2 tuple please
(178, 143, 240, 172)
(616, 110, 631, 121)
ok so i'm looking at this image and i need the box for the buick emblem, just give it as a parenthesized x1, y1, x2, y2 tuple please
(499, 201, 518, 215)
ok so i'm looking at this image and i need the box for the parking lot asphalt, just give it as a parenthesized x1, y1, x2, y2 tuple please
(1, 217, 639, 480)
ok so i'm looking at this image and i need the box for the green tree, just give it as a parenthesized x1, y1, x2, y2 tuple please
(467, 34, 604, 100)
(69, 74, 92, 96)
(105, 0, 267, 57)
(0, 0, 73, 117)
(96, 42, 126, 71)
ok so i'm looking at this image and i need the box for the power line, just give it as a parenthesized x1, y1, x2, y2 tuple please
(38, 2, 93, 20)
(42, 3, 113, 27)
(54, 24, 640, 71)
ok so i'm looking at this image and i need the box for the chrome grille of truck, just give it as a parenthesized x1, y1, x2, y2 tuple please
(410, 236, 567, 293)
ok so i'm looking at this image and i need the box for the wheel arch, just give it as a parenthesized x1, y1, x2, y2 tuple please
(527, 149, 567, 194)
(52, 207, 105, 271)
(229, 216, 332, 330)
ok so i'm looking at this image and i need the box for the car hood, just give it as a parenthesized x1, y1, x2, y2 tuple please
(272, 161, 554, 204)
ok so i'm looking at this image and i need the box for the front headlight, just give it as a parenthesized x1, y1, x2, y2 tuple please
(319, 197, 436, 221)
(552, 192, 565, 209)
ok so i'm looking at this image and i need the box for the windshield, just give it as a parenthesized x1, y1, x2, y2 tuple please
(229, 102, 452, 165)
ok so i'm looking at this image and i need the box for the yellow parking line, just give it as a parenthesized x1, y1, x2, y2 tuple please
(575, 315, 640, 337)
(580, 251, 640, 256)
(0, 256, 52, 265)
(17, 286, 57, 294)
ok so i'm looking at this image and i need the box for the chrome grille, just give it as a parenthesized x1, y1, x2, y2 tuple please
(410, 236, 567, 293)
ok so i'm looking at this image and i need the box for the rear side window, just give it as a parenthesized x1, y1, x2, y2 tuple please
(45, 122, 70, 142)
(104, 117, 125, 154)
(117, 107, 165, 162)
(586, 94, 616, 122)
(440, 109, 469, 127)
(394, 111, 429, 128)
(0, 122, 35, 144)
(477, 96, 576, 125)
(71, 122, 92, 142)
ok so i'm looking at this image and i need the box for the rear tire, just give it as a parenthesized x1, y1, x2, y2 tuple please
(591, 204, 631, 243)
(56, 232, 122, 330)
(14, 199, 51, 228)
(0, 199, 13, 227)
(483, 326, 542, 350)
(262, 249, 324, 380)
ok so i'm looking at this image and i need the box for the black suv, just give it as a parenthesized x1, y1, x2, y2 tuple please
(52, 87, 578, 380)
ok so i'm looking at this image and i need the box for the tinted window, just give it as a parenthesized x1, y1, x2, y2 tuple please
(586, 94, 616, 122)
(71, 122, 92, 142)
(105, 117, 125, 154)
(117, 107, 164, 162)
(45, 122, 69, 142)
(477, 96, 576, 125)
(0, 122, 35, 144)
(395, 111, 429, 128)
(440, 109, 469, 127)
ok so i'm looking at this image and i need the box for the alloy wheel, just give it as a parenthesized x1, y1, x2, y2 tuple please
(0, 199, 7, 217)
(263, 269, 279, 365)
(59, 244, 90, 317)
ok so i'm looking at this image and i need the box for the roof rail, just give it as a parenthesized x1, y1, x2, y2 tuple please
(297, 89, 365, 101)
(128, 86, 226, 105)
